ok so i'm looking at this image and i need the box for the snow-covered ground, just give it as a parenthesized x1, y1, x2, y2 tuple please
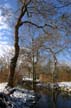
(57, 82, 71, 87)
(57, 82, 71, 92)
(0, 82, 35, 99)
(0, 82, 7, 92)
(0, 82, 71, 92)
(37, 82, 71, 88)
(0, 82, 71, 108)
(37, 82, 71, 93)
(22, 77, 40, 83)
(0, 82, 39, 108)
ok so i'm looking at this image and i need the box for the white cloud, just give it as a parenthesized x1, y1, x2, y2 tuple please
(0, 15, 10, 30)
(0, 3, 14, 58)
(0, 2, 13, 30)
(0, 12, 13, 57)
(0, 43, 14, 57)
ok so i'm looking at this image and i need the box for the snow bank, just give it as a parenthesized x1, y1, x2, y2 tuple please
(37, 82, 71, 93)
(57, 82, 71, 88)
(57, 82, 71, 93)
(0, 83, 40, 108)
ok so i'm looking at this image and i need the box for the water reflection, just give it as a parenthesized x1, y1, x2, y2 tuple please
(56, 95, 71, 108)
(35, 94, 71, 108)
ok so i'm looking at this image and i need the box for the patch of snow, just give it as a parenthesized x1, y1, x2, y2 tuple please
(0, 83, 40, 108)
(57, 82, 71, 88)
(23, 77, 33, 81)
(0, 82, 7, 92)
(0, 82, 71, 108)
(37, 82, 71, 92)
(22, 77, 40, 82)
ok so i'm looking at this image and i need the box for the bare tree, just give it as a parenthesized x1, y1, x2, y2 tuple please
(7, 0, 55, 87)
(6, 0, 71, 88)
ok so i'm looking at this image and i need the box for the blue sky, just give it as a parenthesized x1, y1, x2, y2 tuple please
(0, 0, 13, 43)
(0, 0, 15, 56)
(0, 0, 71, 65)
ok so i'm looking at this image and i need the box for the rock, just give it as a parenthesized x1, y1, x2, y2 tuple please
(0, 89, 41, 108)
(0, 92, 9, 108)
(0, 99, 7, 108)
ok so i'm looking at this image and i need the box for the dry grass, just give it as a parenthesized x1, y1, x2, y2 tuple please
(0, 71, 9, 83)
(0, 69, 71, 85)
(0, 70, 22, 86)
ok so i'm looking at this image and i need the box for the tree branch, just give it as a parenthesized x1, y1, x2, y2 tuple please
(16, 0, 31, 26)
(44, 47, 57, 64)
(20, 21, 55, 29)
(55, 46, 67, 54)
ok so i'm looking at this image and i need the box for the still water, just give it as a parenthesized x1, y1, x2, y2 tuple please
(35, 94, 71, 108)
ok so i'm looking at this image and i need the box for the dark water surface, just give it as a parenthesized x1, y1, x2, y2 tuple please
(56, 95, 71, 108)
(35, 94, 71, 108)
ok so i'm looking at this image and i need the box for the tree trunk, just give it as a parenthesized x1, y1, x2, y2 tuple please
(8, 25, 19, 87)
(7, 4, 28, 87)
